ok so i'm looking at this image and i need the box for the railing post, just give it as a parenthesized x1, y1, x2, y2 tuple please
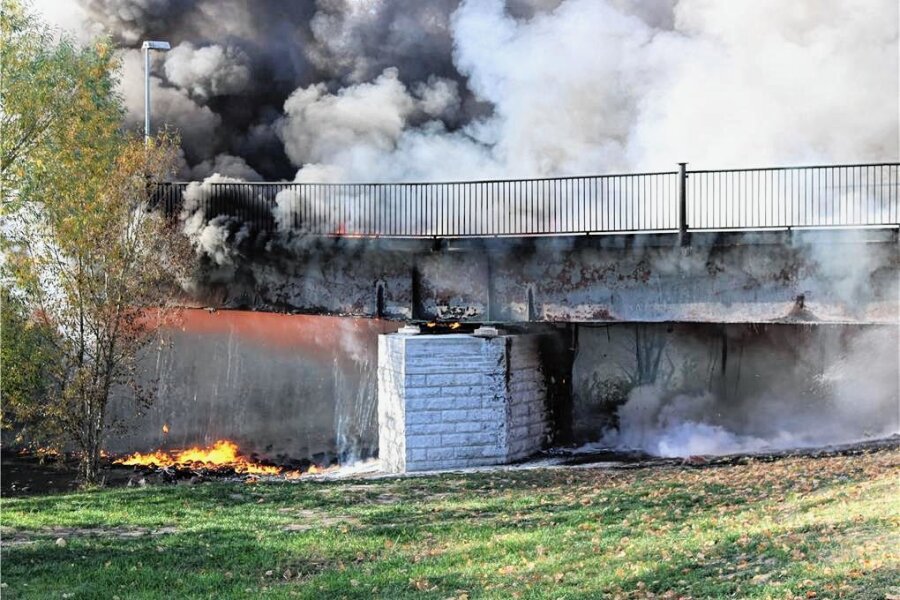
(678, 162, 689, 246)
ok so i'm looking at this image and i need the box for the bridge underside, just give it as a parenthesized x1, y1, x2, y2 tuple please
(187, 228, 898, 325)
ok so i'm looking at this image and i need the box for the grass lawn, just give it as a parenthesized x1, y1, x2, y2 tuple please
(1, 449, 897, 599)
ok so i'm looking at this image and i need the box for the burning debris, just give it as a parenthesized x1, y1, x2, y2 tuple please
(114, 440, 322, 481)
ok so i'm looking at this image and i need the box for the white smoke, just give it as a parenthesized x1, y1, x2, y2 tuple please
(610, 387, 798, 457)
(269, 0, 897, 183)
(163, 42, 251, 100)
(186, 154, 262, 182)
(279, 68, 417, 168)
(598, 325, 899, 457)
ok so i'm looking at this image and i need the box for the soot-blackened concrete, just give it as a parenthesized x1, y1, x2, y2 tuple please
(186, 229, 899, 325)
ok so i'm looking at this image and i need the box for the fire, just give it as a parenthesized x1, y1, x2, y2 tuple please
(425, 321, 461, 329)
(115, 440, 284, 476)
(162, 423, 170, 434)
(18, 446, 60, 459)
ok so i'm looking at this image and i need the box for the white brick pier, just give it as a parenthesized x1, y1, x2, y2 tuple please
(377, 330, 548, 473)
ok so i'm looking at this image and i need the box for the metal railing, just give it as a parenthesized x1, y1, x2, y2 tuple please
(687, 163, 899, 230)
(157, 162, 899, 238)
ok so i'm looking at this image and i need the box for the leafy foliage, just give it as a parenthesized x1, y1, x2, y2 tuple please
(0, 0, 123, 209)
(0, 288, 58, 442)
(2, 0, 191, 483)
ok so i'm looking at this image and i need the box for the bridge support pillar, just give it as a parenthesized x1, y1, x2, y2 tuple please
(378, 328, 549, 473)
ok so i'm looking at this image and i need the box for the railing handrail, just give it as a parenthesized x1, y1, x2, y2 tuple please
(686, 161, 899, 174)
(163, 161, 897, 187)
(164, 170, 680, 187)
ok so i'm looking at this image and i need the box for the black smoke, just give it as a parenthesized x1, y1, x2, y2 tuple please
(78, 0, 515, 180)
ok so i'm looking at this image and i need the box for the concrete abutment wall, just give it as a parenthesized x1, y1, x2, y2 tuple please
(83, 311, 896, 470)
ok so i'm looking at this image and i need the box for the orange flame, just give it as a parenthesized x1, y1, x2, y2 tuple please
(162, 423, 170, 434)
(115, 440, 283, 475)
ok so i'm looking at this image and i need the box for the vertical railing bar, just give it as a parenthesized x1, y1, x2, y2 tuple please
(878, 165, 883, 223)
(803, 169, 815, 226)
(582, 177, 587, 233)
(829, 167, 844, 225)
(531, 180, 535, 234)
(868, 165, 873, 223)
(613, 175, 618, 231)
(752, 170, 756, 227)
(618, 175, 622, 231)
(839, 167, 844, 226)
(640, 175, 645, 231)
(893, 165, 897, 223)
(491, 180, 495, 236)
(494, 180, 498, 235)
(603, 176, 608, 231)
(817, 167, 822, 226)
(631, 175, 635, 230)
(482, 182, 487, 236)
(548, 179, 553, 233)
(397, 183, 402, 236)
(480, 182, 484, 236)
(771, 169, 775, 227)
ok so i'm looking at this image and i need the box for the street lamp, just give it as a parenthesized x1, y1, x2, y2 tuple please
(142, 40, 171, 143)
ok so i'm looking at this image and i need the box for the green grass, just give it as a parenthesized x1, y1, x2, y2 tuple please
(2, 450, 898, 599)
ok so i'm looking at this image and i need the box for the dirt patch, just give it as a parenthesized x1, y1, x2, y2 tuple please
(1, 453, 137, 497)
(279, 509, 360, 532)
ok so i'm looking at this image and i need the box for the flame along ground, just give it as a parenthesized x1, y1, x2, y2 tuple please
(114, 439, 321, 478)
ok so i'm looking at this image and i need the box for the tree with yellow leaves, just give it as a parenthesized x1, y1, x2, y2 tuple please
(2, 0, 191, 483)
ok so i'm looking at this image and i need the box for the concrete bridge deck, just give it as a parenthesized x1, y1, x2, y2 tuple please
(167, 162, 900, 325)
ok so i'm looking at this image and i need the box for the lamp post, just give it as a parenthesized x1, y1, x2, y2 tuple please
(142, 40, 171, 143)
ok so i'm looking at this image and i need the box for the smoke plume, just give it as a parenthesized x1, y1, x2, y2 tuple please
(33, 0, 897, 182)
(579, 323, 899, 457)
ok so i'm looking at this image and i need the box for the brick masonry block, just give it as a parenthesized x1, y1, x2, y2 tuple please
(378, 332, 549, 473)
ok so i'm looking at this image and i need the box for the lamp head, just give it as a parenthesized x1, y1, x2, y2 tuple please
(142, 40, 171, 51)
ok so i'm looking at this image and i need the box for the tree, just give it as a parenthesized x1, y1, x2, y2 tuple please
(5, 134, 190, 483)
(2, 0, 191, 483)
(1, 0, 122, 209)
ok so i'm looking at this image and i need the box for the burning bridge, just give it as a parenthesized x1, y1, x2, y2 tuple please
(164, 162, 900, 325)
(138, 161, 900, 474)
